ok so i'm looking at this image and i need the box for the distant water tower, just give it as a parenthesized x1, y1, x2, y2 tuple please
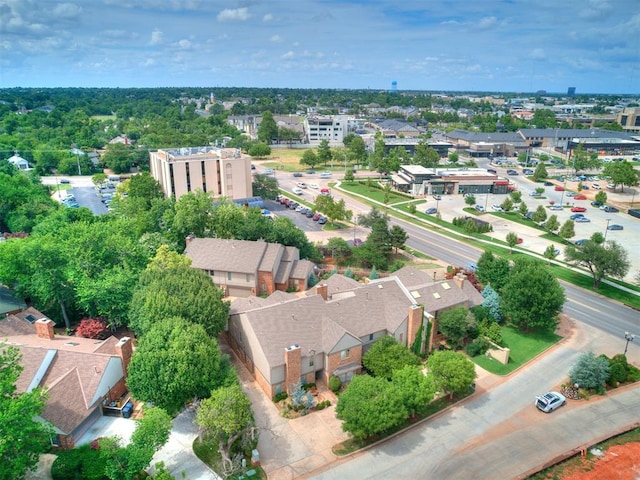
(391, 80, 398, 94)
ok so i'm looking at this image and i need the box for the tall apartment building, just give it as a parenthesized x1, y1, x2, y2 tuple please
(149, 146, 252, 200)
(304, 115, 347, 145)
(617, 107, 640, 133)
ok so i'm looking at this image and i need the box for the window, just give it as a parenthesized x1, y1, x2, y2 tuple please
(369, 334, 374, 341)
(246, 274, 251, 282)
(227, 272, 232, 280)
(340, 349, 350, 360)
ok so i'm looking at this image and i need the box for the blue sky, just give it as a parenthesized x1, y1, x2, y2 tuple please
(1, 0, 639, 94)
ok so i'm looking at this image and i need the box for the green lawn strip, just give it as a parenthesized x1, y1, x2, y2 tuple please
(550, 267, 640, 310)
(472, 325, 561, 375)
(193, 436, 267, 480)
(340, 181, 413, 205)
(528, 426, 640, 480)
(332, 395, 466, 456)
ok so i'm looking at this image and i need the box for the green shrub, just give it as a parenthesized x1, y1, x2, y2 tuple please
(316, 400, 331, 410)
(466, 337, 491, 357)
(273, 391, 288, 403)
(329, 375, 342, 393)
(608, 362, 628, 386)
(51, 445, 108, 480)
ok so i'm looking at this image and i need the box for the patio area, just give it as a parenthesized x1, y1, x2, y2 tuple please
(76, 415, 137, 447)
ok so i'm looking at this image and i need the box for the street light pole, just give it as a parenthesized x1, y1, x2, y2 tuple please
(624, 332, 635, 355)
(604, 218, 611, 241)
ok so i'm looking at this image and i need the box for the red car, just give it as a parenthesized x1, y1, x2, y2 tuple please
(554, 185, 565, 191)
(573, 195, 587, 200)
(571, 206, 587, 212)
(516, 237, 523, 244)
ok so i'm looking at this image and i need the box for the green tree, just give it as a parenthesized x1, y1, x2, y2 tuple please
(602, 161, 639, 192)
(0, 346, 51, 480)
(506, 232, 519, 252)
(475, 250, 510, 291)
(532, 163, 548, 181)
(414, 143, 440, 168)
(595, 190, 607, 204)
(501, 259, 565, 331)
(565, 240, 630, 288)
(569, 351, 610, 390)
(570, 144, 601, 174)
(448, 152, 459, 164)
(509, 190, 522, 203)
(317, 139, 332, 166)
(480, 285, 502, 322)
(464, 195, 476, 206)
(257, 111, 278, 144)
(102, 142, 134, 174)
(496, 195, 512, 213)
(543, 245, 559, 264)
(545, 214, 560, 233)
(167, 190, 216, 242)
(344, 168, 355, 182)
(427, 350, 477, 399)
(559, 219, 575, 239)
(129, 260, 229, 337)
(389, 225, 408, 253)
(127, 317, 229, 415)
(326, 236, 352, 263)
(531, 205, 547, 224)
(314, 195, 352, 225)
(518, 201, 528, 217)
(362, 336, 420, 379)
(357, 207, 388, 228)
(336, 374, 407, 440)
(347, 136, 367, 166)
(247, 142, 271, 158)
(300, 149, 319, 168)
(437, 306, 476, 349)
(392, 365, 436, 416)
(195, 384, 255, 475)
(252, 173, 279, 200)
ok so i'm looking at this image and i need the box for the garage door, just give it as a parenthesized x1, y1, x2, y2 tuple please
(228, 286, 251, 297)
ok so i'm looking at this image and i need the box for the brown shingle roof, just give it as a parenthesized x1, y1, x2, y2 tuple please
(304, 274, 361, 297)
(185, 238, 270, 274)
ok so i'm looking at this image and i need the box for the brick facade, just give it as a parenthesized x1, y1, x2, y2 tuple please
(257, 270, 275, 295)
(35, 318, 55, 340)
(284, 345, 302, 394)
(115, 337, 132, 374)
(407, 304, 423, 349)
(324, 345, 363, 383)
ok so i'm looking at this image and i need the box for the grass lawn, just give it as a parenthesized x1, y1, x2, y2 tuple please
(340, 181, 413, 205)
(472, 325, 561, 375)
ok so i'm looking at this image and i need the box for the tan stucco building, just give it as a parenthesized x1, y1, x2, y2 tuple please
(149, 146, 252, 200)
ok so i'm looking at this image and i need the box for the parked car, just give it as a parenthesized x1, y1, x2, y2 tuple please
(432, 194, 442, 200)
(574, 217, 591, 223)
(607, 183, 616, 189)
(516, 237, 523, 244)
(487, 168, 497, 174)
(318, 172, 332, 179)
(573, 195, 587, 200)
(293, 172, 303, 177)
(491, 204, 503, 212)
(529, 191, 542, 196)
(591, 201, 603, 207)
(425, 207, 438, 214)
(263, 168, 274, 174)
(353, 238, 364, 247)
(569, 213, 585, 220)
(296, 182, 307, 189)
(306, 210, 314, 218)
(575, 239, 588, 246)
(288, 201, 298, 209)
(544, 181, 554, 186)
(320, 188, 331, 196)
(506, 169, 519, 175)
(318, 216, 327, 224)
(251, 164, 256, 170)
(607, 224, 624, 230)
(59, 178, 71, 184)
(591, 183, 601, 189)
(292, 187, 303, 195)
(571, 206, 587, 212)
(523, 169, 534, 175)
(566, 192, 577, 197)
(295, 205, 305, 212)
(475, 204, 485, 212)
(312, 212, 321, 221)
(309, 183, 319, 189)
(306, 170, 316, 174)
(535, 392, 566, 413)
(603, 206, 619, 213)
(554, 185, 565, 191)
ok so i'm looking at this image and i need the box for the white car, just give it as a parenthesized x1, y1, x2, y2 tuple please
(549, 204, 563, 210)
(319, 172, 332, 179)
(309, 183, 319, 189)
(535, 392, 566, 413)
(292, 187, 303, 195)
(491, 204, 503, 212)
(592, 183, 601, 190)
(296, 182, 307, 189)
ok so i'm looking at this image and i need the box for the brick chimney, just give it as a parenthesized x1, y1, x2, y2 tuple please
(35, 318, 55, 340)
(115, 337, 133, 374)
(316, 283, 328, 300)
(453, 272, 467, 289)
(284, 344, 301, 394)
(407, 304, 424, 348)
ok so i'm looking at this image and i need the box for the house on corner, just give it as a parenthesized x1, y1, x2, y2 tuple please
(226, 267, 483, 397)
(184, 237, 315, 297)
(0, 308, 132, 449)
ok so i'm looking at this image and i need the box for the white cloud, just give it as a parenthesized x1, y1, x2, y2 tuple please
(281, 51, 294, 59)
(142, 58, 156, 67)
(150, 29, 163, 45)
(270, 35, 283, 43)
(263, 13, 274, 22)
(217, 8, 250, 22)
(579, 0, 612, 20)
(477, 16, 497, 30)
(529, 48, 546, 60)
(52, 3, 82, 18)
(177, 39, 192, 49)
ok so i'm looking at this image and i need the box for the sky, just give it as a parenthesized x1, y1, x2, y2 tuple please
(1, 0, 639, 94)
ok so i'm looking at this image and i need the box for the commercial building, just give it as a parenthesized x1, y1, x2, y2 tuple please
(304, 115, 348, 146)
(149, 146, 252, 200)
(391, 165, 508, 196)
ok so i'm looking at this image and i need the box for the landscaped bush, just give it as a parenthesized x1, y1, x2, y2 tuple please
(329, 375, 342, 393)
(466, 337, 491, 357)
(478, 318, 505, 347)
(316, 400, 331, 410)
(75, 317, 108, 339)
(273, 391, 288, 403)
(51, 444, 108, 480)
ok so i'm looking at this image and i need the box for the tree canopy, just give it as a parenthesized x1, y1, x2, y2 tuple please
(565, 240, 630, 289)
(427, 350, 477, 399)
(362, 336, 420, 379)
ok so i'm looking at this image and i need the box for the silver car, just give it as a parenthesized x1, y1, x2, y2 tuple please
(535, 392, 566, 413)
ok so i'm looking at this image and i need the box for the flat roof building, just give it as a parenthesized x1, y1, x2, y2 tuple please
(149, 146, 252, 200)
